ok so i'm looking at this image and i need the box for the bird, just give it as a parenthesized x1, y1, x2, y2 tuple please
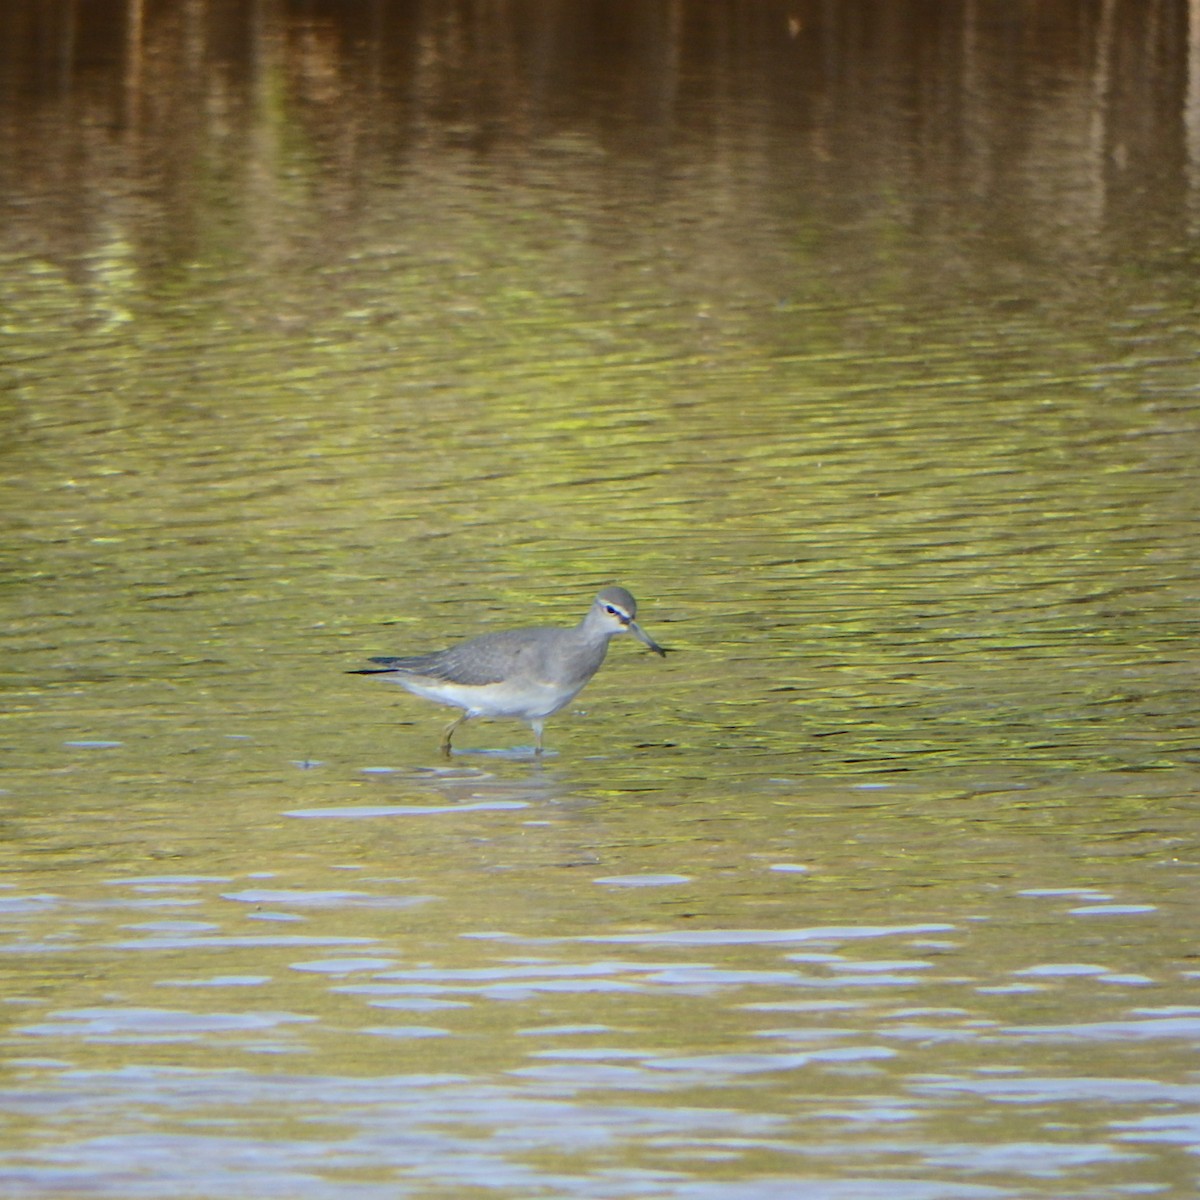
(350, 586, 667, 755)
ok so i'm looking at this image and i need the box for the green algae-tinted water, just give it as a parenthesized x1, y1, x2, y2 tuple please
(2, 2, 1198, 1197)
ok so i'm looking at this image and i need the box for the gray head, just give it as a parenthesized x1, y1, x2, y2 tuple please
(589, 586, 666, 656)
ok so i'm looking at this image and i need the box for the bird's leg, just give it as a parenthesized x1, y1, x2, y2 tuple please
(440, 712, 469, 756)
(532, 720, 545, 756)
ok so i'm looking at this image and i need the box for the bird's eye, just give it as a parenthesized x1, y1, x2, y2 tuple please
(605, 605, 621, 616)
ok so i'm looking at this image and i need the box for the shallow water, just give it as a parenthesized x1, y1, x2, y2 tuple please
(3, 1, 1200, 1197)
(3, 760, 1199, 1198)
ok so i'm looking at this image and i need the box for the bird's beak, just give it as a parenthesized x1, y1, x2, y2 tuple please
(628, 619, 668, 657)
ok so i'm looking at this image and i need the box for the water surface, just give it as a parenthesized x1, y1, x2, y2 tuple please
(2, 2, 1199, 1197)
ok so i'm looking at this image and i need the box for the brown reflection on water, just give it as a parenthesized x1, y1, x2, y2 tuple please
(0, 0, 1195, 294)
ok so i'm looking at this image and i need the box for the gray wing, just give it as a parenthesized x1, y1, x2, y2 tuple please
(367, 629, 553, 686)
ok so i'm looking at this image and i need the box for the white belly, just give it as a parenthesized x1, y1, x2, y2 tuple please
(393, 676, 580, 721)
